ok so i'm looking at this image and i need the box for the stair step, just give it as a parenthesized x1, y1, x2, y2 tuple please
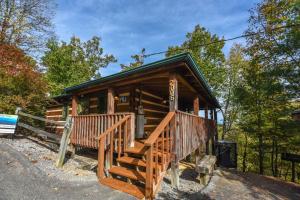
(125, 146, 147, 155)
(125, 146, 170, 158)
(109, 166, 146, 182)
(100, 177, 145, 199)
(117, 156, 163, 171)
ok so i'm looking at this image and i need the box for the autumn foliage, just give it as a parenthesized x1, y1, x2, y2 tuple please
(0, 44, 48, 114)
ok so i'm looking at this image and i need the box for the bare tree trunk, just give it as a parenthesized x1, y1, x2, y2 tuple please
(275, 138, 278, 177)
(271, 137, 275, 176)
(258, 132, 264, 175)
(285, 164, 290, 181)
(242, 133, 248, 172)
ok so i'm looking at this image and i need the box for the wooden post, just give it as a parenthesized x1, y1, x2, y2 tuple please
(214, 109, 218, 156)
(56, 117, 73, 167)
(205, 105, 209, 155)
(71, 96, 78, 157)
(105, 88, 114, 173)
(169, 72, 179, 188)
(169, 73, 178, 112)
(193, 96, 199, 116)
(193, 96, 202, 165)
(71, 95, 78, 116)
(107, 88, 115, 114)
(214, 109, 218, 142)
(210, 110, 215, 155)
(194, 97, 204, 165)
(129, 113, 135, 147)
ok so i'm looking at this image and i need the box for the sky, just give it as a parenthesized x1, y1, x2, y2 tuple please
(54, 0, 261, 77)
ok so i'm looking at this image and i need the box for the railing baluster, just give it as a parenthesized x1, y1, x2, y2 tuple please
(110, 129, 113, 168)
(162, 129, 165, 170)
(155, 138, 158, 184)
(124, 118, 128, 152)
(118, 124, 121, 158)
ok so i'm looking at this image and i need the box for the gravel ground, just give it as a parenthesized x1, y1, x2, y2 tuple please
(156, 162, 300, 200)
(0, 137, 134, 200)
(0, 135, 97, 183)
(1, 135, 299, 200)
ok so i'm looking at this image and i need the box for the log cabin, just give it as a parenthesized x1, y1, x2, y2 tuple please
(46, 52, 219, 199)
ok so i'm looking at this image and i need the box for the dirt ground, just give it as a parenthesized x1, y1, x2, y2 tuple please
(1, 135, 299, 200)
(156, 162, 300, 200)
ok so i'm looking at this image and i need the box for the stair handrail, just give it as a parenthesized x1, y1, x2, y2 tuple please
(97, 113, 134, 180)
(144, 111, 175, 146)
(144, 111, 176, 199)
(96, 115, 131, 140)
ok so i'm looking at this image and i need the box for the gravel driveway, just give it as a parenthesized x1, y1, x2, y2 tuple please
(1, 136, 299, 200)
(0, 142, 134, 200)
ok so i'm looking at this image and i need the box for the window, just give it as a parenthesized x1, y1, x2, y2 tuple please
(78, 96, 89, 115)
(62, 104, 69, 120)
(98, 91, 107, 114)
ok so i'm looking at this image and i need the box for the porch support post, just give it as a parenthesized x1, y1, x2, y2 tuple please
(169, 72, 179, 188)
(169, 73, 178, 112)
(71, 95, 78, 116)
(106, 88, 115, 175)
(214, 109, 218, 156)
(70, 95, 78, 157)
(194, 96, 204, 165)
(193, 96, 199, 116)
(107, 88, 115, 114)
(205, 105, 209, 155)
(210, 109, 215, 155)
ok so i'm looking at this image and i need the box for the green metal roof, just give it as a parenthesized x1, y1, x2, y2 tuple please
(64, 52, 220, 108)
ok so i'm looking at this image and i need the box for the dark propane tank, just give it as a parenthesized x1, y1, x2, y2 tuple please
(136, 105, 146, 138)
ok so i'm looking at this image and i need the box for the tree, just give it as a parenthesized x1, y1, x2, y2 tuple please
(121, 48, 146, 71)
(42, 36, 116, 96)
(166, 25, 226, 96)
(0, 44, 48, 114)
(0, 0, 55, 52)
(233, 0, 300, 176)
(220, 44, 246, 139)
(246, 0, 299, 99)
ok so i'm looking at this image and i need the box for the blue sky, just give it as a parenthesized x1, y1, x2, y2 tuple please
(54, 0, 260, 77)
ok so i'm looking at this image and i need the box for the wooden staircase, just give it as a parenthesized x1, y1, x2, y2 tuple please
(100, 141, 150, 199)
(97, 112, 175, 199)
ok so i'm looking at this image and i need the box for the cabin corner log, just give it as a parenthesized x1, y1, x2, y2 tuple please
(71, 95, 78, 116)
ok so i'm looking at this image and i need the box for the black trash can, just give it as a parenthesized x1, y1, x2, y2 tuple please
(216, 140, 237, 168)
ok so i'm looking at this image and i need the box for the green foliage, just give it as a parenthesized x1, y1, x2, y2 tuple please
(220, 44, 246, 139)
(166, 25, 226, 96)
(0, 45, 48, 115)
(42, 36, 116, 96)
(225, 0, 300, 180)
(121, 48, 146, 71)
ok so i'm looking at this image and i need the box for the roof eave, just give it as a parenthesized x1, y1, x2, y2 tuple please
(64, 52, 221, 108)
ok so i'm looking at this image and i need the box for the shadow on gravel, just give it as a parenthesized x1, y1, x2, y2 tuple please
(180, 168, 199, 182)
(219, 168, 300, 200)
(156, 189, 212, 200)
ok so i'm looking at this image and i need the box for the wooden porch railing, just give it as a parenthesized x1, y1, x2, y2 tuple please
(144, 111, 176, 198)
(70, 113, 133, 149)
(175, 110, 216, 161)
(97, 114, 135, 179)
(142, 110, 216, 198)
